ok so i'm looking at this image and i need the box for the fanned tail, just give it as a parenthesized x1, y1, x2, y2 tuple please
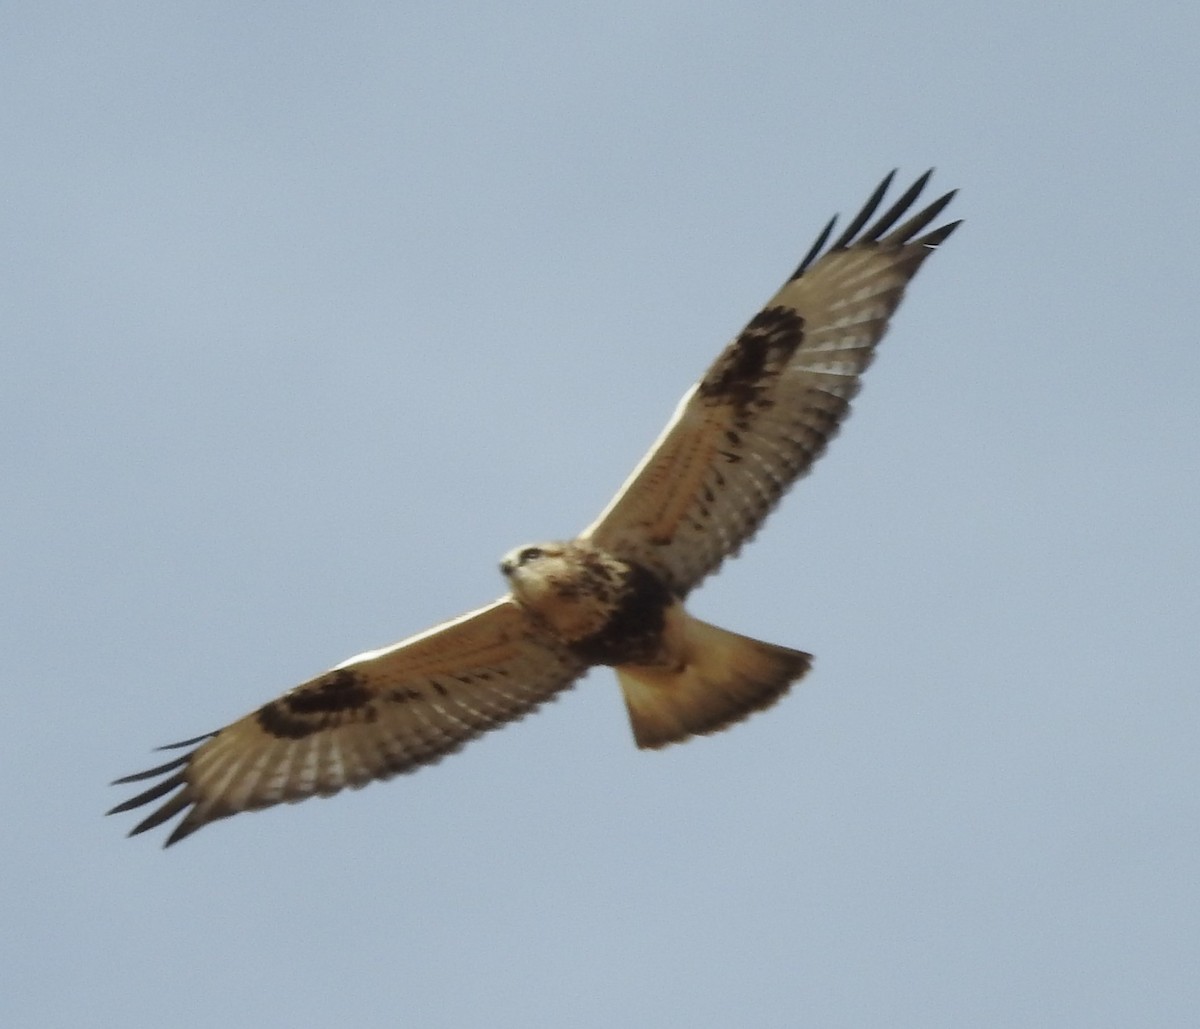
(616, 615, 811, 749)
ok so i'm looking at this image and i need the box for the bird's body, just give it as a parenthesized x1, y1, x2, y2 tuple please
(111, 170, 961, 845)
(500, 540, 810, 748)
(500, 542, 671, 665)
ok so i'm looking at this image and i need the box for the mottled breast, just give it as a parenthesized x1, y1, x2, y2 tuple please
(500, 540, 674, 666)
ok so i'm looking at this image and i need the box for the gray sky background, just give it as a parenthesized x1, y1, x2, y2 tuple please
(4, 3, 1198, 1026)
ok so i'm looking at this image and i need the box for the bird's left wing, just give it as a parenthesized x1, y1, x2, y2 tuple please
(109, 598, 585, 846)
(582, 171, 960, 594)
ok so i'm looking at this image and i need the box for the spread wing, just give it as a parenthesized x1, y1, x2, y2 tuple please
(582, 170, 960, 594)
(109, 598, 586, 846)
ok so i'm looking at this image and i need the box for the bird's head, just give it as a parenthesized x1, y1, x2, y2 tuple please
(500, 541, 567, 580)
(500, 542, 581, 617)
(500, 540, 630, 639)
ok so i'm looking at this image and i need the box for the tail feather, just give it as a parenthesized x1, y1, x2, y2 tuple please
(616, 616, 811, 749)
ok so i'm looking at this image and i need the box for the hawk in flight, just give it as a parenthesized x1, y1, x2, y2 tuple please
(111, 170, 960, 845)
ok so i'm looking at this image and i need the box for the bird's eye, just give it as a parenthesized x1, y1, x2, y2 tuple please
(519, 546, 543, 564)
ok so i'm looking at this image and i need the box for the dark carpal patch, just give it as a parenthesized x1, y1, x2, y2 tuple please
(256, 668, 375, 739)
(699, 306, 804, 409)
(569, 561, 673, 666)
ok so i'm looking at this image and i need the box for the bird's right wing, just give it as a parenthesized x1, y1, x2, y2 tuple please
(109, 597, 586, 846)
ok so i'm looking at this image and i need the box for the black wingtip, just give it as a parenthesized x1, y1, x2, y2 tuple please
(861, 169, 933, 242)
(110, 752, 192, 786)
(790, 169, 958, 280)
(163, 816, 204, 848)
(789, 213, 838, 280)
(790, 169, 899, 281)
(882, 187, 958, 246)
(107, 772, 187, 816)
(156, 732, 216, 752)
(128, 791, 191, 837)
(916, 216, 962, 249)
(109, 733, 215, 845)
(829, 168, 900, 251)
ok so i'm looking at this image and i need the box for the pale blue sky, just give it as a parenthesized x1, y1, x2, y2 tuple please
(4, 3, 1198, 1026)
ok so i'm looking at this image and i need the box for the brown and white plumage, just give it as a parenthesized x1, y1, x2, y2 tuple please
(111, 171, 960, 845)
(111, 600, 584, 845)
(583, 170, 958, 593)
